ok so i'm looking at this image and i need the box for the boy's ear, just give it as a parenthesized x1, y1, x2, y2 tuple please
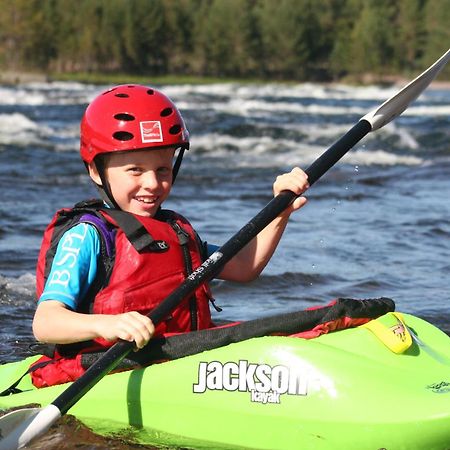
(87, 161, 102, 185)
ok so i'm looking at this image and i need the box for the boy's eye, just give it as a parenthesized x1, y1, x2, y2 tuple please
(158, 167, 171, 175)
(127, 166, 142, 173)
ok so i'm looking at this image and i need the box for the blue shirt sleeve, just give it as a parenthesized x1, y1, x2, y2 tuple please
(38, 223, 101, 311)
(206, 243, 220, 257)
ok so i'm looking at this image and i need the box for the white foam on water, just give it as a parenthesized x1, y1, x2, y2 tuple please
(167, 80, 448, 101)
(190, 132, 424, 168)
(26, 81, 91, 91)
(231, 98, 366, 117)
(0, 86, 47, 106)
(279, 121, 423, 152)
(0, 82, 102, 106)
(0, 113, 41, 145)
(0, 79, 446, 111)
(0, 80, 446, 160)
(0, 112, 37, 131)
(171, 83, 450, 121)
(404, 104, 450, 116)
(342, 149, 423, 166)
(164, 82, 394, 102)
(0, 273, 36, 299)
(382, 122, 420, 149)
(0, 112, 79, 149)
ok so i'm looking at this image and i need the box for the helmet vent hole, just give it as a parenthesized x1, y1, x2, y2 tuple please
(147, 89, 154, 95)
(160, 107, 172, 117)
(113, 131, 134, 141)
(169, 125, 182, 135)
(114, 113, 135, 121)
(115, 93, 129, 98)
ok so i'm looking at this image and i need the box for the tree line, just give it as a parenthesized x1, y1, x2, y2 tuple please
(0, 0, 449, 82)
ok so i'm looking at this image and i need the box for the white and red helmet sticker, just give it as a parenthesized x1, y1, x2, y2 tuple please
(140, 121, 163, 143)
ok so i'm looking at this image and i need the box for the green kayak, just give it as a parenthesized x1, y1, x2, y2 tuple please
(1, 312, 449, 449)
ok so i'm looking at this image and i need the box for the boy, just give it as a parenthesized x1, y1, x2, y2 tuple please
(31, 84, 308, 387)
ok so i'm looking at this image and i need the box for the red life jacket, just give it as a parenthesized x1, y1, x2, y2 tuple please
(31, 200, 215, 388)
(92, 208, 214, 334)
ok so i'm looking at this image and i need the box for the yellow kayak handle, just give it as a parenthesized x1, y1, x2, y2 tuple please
(361, 312, 413, 354)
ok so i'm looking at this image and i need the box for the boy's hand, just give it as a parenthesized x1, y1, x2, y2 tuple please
(97, 311, 155, 349)
(273, 167, 309, 213)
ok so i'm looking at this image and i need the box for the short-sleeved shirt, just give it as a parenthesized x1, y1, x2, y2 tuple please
(39, 223, 218, 311)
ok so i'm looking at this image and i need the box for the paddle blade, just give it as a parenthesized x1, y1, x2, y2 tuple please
(362, 48, 450, 130)
(0, 406, 61, 450)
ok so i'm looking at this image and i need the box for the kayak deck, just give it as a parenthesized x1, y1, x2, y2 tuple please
(1, 313, 449, 449)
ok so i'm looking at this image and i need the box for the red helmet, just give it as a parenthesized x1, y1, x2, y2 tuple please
(80, 84, 189, 164)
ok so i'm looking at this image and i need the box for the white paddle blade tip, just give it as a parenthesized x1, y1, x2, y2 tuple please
(0, 405, 61, 450)
(362, 48, 450, 131)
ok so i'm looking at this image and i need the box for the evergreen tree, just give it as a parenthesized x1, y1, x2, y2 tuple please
(0, 0, 47, 70)
(51, 0, 96, 72)
(395, 0, 426, 72)
(423, 0, 450, 77)
(300, 0, 338, 80)
(329, 0, 360, 78)
(0, 0, 448, 81)
(349, 0, 397, 79)
(164, 0, 197, 74)
(121, 0, 170, 74)
(95, 0, 128, 71)
(256, 0, 316, 79)
(20, 0, 59, 70)
(192, 0, 249, 77)
(238, 0, 267, 78)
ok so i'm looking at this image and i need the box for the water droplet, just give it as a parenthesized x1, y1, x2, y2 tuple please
(354, 165, 359, 172)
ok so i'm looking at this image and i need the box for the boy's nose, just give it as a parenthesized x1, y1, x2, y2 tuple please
(141, 171, 159, 189)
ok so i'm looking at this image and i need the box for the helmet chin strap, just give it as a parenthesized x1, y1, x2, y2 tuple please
(172, 146, 186, 183)
(96, 184, 119, 209)
(94, 158, 121, 210)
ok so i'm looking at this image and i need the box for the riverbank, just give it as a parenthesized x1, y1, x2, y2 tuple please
(0, 71, 50, 84)
(0, 70, 256, 86)
(1, 69, 450, 88)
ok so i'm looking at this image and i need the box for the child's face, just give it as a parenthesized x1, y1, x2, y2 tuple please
(92, 148, 175, 217)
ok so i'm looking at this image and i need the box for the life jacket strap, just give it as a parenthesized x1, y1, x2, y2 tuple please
(170, 220, 198, 330)
(0, 358, 61, 396)
(103, 208, 169, 253)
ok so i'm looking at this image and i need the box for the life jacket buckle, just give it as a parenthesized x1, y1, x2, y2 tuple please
(148, 240, 170, 252)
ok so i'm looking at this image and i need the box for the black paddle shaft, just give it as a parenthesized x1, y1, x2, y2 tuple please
(53, 119, 372, 414)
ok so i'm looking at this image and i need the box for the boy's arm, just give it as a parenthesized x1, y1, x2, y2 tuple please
(33, 300, 154, 349)
(33, 223, 154, 349)
(218, 167, 308, 282)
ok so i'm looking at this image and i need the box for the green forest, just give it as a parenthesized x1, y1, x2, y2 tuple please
(0, 0, 449, 82)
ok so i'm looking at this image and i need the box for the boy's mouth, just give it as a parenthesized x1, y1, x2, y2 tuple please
(135, 196, 158, 205)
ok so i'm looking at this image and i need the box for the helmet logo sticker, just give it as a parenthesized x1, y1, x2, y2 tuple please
(140, 121, 163, 143)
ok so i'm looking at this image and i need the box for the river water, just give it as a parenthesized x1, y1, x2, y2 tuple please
(0, 79, 449, 448)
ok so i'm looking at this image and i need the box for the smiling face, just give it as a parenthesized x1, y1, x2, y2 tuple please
(89, 148, 175, 217)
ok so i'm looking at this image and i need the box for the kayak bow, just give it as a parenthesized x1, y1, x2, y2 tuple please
(0, 312, 449, 449)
